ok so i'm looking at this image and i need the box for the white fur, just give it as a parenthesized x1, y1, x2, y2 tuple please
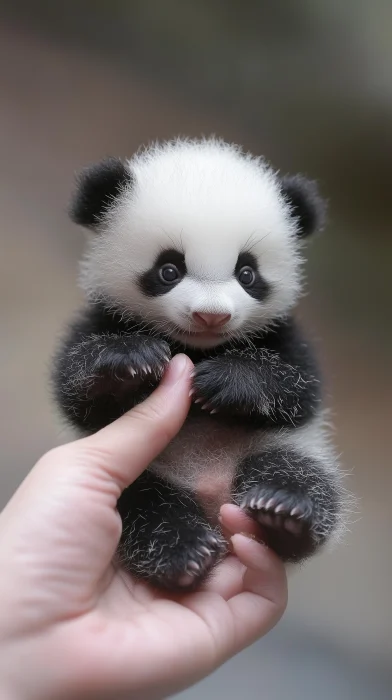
(80, 138, 303, 348)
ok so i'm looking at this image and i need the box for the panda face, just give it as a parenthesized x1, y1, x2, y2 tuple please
(75, 140, 325, 348)
(134, 247, 273, 348)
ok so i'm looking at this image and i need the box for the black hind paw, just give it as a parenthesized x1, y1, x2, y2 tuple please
(150, 529, 227, 592)
(240, 485, 316, 562)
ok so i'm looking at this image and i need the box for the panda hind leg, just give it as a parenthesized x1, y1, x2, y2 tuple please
(232, 447, 341, 563)
(117, 471, 227, 592)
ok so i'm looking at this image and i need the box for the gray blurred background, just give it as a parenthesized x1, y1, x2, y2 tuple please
(0, 2, 391, 698)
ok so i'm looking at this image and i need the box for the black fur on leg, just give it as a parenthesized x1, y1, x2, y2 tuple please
(232, 448, 340, 562)
(51, 309, 171, 433)
(117, 472, 227, 591)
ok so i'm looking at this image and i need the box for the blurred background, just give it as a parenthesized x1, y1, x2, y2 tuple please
(1, 2, 391, 698)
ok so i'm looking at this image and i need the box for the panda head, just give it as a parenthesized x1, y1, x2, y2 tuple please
(71, 139, 326, 349)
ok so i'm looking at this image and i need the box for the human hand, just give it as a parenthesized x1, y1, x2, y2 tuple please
(0, 354, 287, 700)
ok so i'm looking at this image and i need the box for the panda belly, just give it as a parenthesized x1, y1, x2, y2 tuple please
(149, 415, 253, 523)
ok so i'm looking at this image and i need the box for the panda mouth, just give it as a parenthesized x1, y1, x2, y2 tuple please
(184, 329, 225, 338)
(174, 328, 230, 346)
(158, 320, 233, 346)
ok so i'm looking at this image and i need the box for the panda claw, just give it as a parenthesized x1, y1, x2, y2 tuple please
(290, 507, 303, 518)
(205, 532, 220, 546)
(274, 504, 286, 514)
(187, 561, 201, 572)
(199, 546, 212, 556)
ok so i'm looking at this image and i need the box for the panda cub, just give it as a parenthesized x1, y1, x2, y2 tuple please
(53, 138, 346, 591)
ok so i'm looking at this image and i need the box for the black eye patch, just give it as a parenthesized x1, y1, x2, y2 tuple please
(235, 251, 270, 301)
(139, 249, 187, 297)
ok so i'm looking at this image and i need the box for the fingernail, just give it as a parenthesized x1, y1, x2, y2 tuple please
(239, 531, 256, 540)
(161, 354, 190, 387)
(232, 532, 267, 547)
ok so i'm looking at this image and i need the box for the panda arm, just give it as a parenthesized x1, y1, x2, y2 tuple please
(51, 305, 171, 433)
(191, 318, 321, 427)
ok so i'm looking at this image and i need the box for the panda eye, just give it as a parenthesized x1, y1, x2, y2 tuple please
(237, 266, 256, 287)
(159, 263, 181, 284)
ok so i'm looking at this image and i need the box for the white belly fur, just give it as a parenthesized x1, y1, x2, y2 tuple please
(149, 415, 251, 521)
(149, 411, 336, 523)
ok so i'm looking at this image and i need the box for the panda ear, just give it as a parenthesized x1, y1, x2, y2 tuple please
(280, 174, 327, 238)
(69, 157, 133, 230)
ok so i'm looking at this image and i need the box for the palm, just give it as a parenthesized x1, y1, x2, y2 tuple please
(43, 498, 284, 700)
(55, 552, 267, 699)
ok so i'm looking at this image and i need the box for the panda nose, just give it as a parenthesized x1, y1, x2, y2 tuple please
(193, 312, 231, 328)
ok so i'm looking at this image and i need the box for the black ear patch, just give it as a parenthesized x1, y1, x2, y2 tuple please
(281, 174, 327, 238)
(70, 157, 133, 230)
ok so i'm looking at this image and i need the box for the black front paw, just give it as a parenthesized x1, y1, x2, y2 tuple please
(81, 334, 171, 388)
(240, 485, 316, 562)
(191, 356, 256, 416)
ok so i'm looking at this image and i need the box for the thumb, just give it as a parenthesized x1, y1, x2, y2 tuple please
(79, 353, 193, 492)
(0, 354, 193, 549)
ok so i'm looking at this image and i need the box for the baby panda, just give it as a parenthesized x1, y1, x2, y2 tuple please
(52, 137, 346, 592)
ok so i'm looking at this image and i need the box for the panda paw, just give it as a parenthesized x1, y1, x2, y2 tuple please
(240, 484, 316, 562)
(190, 357, 240, 415)
(126, 339, 171, 381)
(148, 529, 227, 592)
(89, 335, 171, 383)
